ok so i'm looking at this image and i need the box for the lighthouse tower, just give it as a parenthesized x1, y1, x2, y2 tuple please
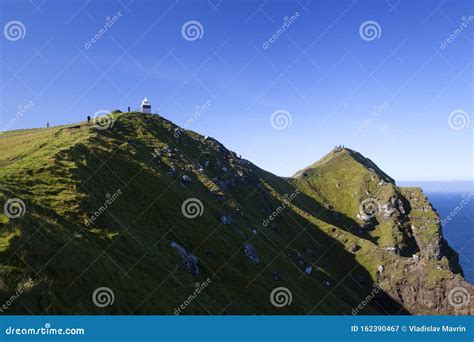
(141, 97, 151, 114)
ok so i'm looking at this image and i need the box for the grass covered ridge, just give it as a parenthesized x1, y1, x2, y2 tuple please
(0, 112, 469, 315)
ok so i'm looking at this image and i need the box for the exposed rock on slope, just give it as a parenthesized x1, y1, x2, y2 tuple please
(0, 113, 471, 315)
(292, 148, 472, 314)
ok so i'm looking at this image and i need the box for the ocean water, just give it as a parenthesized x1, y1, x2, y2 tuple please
(399, 181, 473, 284)
(426, 192, 474, 284)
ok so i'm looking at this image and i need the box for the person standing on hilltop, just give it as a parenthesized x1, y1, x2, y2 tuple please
(87, 116, 91, 125)
(46, 122, 49, 128)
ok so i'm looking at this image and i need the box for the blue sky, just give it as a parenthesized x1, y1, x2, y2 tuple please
(0, 0, 472, 181)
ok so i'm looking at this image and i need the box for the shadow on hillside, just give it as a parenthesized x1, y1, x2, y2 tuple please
(225, 171, 409, 315)
(279, 175, 377, 244)
(0, 117, 408, 315)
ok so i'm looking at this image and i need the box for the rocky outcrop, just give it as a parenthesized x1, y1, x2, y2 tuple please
(292, 148, 472, 315)
(402, 189, 443, 260)
(243, 244, 260, 264)
(376, 188, 474, 314)
(170, 241, 200, 275)
(380, 261, 473, 315)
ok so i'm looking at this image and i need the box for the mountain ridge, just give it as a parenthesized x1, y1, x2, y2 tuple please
(292, 147, 395, 184)
(0, 111, 471, 315)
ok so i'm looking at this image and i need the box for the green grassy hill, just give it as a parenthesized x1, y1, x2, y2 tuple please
(0, 112, 471, 315)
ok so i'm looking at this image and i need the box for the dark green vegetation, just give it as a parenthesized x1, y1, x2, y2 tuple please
(0, 112, 472, 314)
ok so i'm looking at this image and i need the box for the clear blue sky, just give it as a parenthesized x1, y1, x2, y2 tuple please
(1, 0, 472, 181)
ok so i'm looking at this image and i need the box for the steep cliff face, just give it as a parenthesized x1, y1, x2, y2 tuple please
(379, 188, 472, 315)
(0, 113, 471, 315)
(292, 148, 473, 314)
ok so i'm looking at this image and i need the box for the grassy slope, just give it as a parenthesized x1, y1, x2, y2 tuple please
(0, 113, 402, 315)
(0, 113, 467, 315)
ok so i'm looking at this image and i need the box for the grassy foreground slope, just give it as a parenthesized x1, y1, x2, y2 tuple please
(0, 112, 471, 315)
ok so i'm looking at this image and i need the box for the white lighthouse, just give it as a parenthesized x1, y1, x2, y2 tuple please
(141, 97, 151, 114)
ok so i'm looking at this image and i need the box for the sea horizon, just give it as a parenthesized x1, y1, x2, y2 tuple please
(398, 180, 474, 193)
